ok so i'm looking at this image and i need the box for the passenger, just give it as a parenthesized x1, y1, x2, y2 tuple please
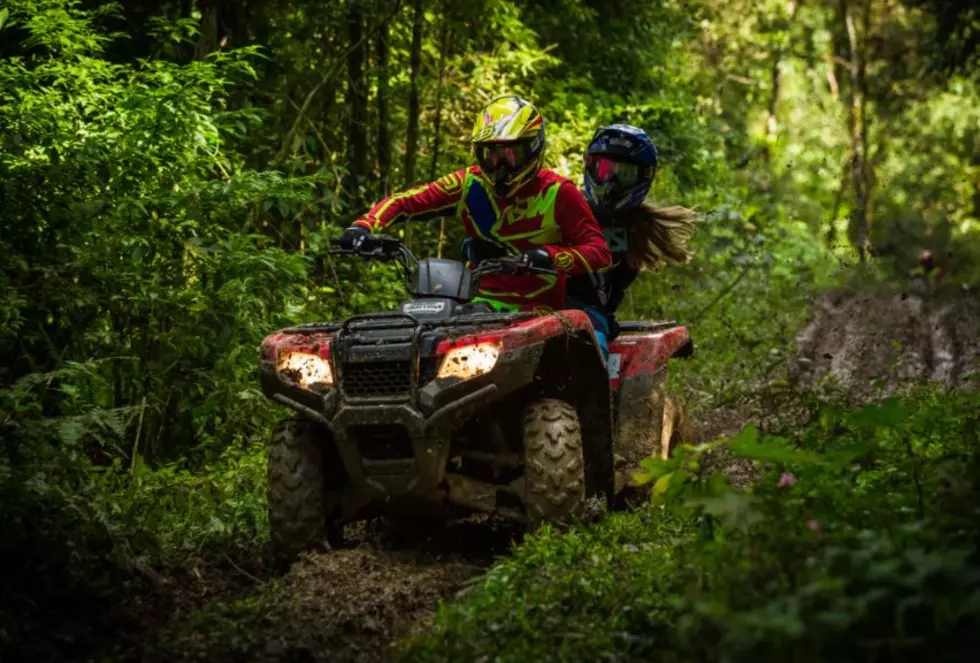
(566, 124, 697, 360)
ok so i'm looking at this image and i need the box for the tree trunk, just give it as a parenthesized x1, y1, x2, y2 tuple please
(226, 0, 248, 48)
(972, 152, 980, 223)
(404, 0, 425, 187)
(841, 0, 872, 262)
(345, 0, 369, 207)
(827, 160, 851, 247)
(762, 0, 800, 173)
(376, 17, 392, 198)
(429, 2, 452, 181)
(431, 2, 452, 256)
(194, 0, 221, 59)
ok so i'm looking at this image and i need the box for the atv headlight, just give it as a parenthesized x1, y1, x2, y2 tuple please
(437, 342, 501, 381)
(277, 351, 333, 391)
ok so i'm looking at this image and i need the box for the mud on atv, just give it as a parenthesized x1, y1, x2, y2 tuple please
(258, 235, 693, 562)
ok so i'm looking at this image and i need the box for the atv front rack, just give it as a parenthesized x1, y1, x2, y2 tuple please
(280, 311, 536, 335)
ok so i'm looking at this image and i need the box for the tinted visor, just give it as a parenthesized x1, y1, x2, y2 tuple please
(587, 155, 644, 188)
(476, 141, 532, 175)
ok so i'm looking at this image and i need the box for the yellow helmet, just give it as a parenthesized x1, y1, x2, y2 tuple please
(471, 95, 545, 196)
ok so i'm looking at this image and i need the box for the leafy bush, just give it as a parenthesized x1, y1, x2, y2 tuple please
(0, 361, 271, 657)
(0, 3, 323, 655)
(399, 388, 980, 662)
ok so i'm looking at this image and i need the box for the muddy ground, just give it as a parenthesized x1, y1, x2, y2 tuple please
(794, 285, 979, 394)
(124, 286, 979, 663)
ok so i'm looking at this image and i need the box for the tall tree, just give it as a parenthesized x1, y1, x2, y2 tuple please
(428, 0, 452, 182)
(429, 0, 453, 257)
(194, 0, 221, 59)
(840, 0, 873, 262)
(404, 0, 424, 187)
(762, 0, 801, 172)
(376, 14, 392, 197)
(346, 0, 369, 207)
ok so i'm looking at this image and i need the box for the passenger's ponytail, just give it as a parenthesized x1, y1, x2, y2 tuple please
(622, 201, 697, 269)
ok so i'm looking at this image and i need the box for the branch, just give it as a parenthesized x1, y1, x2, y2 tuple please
(692, 264, 752, 323)
(274, 0, 405, 164)
(725, 73, 758, 86)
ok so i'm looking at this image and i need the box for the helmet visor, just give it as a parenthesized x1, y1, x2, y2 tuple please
(476, 141, 532, 176)
(587, 155, 643, 188)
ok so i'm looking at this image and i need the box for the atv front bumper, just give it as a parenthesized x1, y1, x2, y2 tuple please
(258, 342, 543, 518)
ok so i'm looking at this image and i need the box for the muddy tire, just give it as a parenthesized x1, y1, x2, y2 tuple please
(522, 398, 586, 525)
(267, 418, 342, 565)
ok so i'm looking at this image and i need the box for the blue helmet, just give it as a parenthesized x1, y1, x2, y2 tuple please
(582, 124, 658, 216)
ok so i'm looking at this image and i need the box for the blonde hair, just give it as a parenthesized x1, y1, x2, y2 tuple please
(621, 201, 698, 269)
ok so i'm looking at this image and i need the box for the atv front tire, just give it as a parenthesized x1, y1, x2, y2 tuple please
(267, 418, 343, 565)
(522, 398, 586, 525)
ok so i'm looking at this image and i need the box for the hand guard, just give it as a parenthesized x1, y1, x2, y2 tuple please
(338, 226, 369, 250)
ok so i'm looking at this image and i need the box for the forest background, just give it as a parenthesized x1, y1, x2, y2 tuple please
(1, 0, 978, 660)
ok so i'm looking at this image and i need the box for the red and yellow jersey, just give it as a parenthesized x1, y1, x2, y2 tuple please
(353, 166, 612, 311)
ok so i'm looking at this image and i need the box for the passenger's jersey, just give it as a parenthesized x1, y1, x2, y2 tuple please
(566, 207, 639, 322)
(353, 166, 612, 311)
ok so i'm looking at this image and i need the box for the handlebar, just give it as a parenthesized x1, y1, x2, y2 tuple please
(471, 255, 558, 278)
(329, 233, 410, 261)
(329, 234, 558, 277)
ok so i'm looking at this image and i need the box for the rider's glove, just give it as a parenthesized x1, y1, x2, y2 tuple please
(338, 225, 369, 250)
(521, 248, 553, 270)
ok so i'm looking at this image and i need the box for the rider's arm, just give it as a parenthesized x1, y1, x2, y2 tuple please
(606, 261, 640, 313)
(544, 182, 613, 274)
(352, 168, 468, 232)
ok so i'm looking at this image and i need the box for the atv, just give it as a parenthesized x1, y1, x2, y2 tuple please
(258, 235, 693, 562)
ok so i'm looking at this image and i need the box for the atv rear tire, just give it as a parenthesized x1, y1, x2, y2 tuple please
(267, 418, 343, 565)
(522, 398, 586, 525)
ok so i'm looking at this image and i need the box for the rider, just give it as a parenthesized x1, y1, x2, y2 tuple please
(566, 123, 697, 359)
(337, 95, 612, 313)
(908, 249, 941, 295)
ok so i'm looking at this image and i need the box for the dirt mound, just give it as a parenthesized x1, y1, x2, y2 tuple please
(243, 549, 475, 663)
(794, 286, 979, 394)
(140, 518, 519, 663)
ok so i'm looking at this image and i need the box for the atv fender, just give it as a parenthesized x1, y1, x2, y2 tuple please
(610, 326, 691, 468)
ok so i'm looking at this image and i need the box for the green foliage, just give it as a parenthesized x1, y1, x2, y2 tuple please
(400, 389, 980, 662)
(0, 2, 318, 654)
(1, 0, 979, 658)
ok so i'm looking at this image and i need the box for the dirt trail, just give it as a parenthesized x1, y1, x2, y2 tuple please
(138, 286, 979, 663)
(794, 286, 979, 394)
(141, 518, 519, 663)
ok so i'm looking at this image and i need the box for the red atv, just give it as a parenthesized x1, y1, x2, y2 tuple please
(259, 235, 693, 562)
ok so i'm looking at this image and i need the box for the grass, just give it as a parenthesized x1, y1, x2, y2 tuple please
(398, 387, 980, 662)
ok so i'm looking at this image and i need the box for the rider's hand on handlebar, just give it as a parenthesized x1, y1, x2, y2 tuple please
(337, 225, 369, 251)
(521, 248, 553, 271)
